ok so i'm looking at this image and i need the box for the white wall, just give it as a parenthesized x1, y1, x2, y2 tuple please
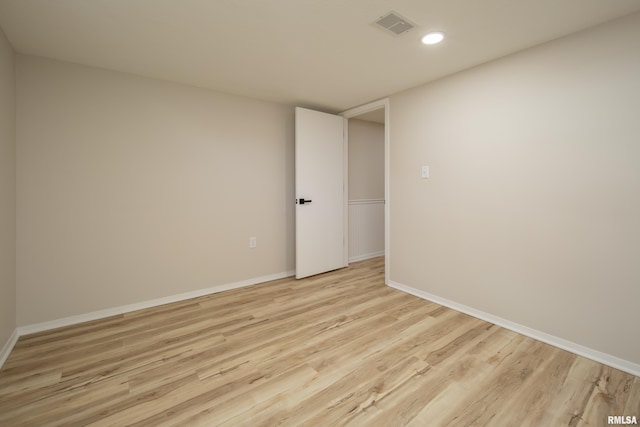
(390, 12, 640, 365)
(0, 28, 16, 354)
(16, 55, 295, 326)
(348, 119, 384, 261)
(348, 119, 384, 200)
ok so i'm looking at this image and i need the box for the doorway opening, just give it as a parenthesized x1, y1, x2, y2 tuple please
(341, 99, 389, 284)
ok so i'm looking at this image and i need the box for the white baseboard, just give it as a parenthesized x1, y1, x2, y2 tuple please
(18, 270, 295, 337)
(388, 280, 640, 377)
(0, 328, 19, 370)
(349, 251, 385, 263)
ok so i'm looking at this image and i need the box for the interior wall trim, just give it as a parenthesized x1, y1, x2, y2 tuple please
(388, 280, 640, 377)
(0, 328, 19, 370)
(348, 199, 385, 205)
(16, 270, 295, 337)
(348, 251, 385, 263)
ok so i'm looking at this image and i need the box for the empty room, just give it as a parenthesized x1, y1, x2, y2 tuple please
(1, 1, 639, 425)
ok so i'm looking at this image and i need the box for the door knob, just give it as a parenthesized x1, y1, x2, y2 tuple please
(298, 198, 313, 205)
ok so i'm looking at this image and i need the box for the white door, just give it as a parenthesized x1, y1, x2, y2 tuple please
(295, 107, 345, 279)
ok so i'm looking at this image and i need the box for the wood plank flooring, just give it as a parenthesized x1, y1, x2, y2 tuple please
(1, 257, 638, 426)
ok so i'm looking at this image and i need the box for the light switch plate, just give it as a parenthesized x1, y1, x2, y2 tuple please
(421, 165, 429, 179)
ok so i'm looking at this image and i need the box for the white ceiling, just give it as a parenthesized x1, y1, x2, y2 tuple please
(1, 0, 639, 113)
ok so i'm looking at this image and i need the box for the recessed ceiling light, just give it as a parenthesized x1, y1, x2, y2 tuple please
(421, 32, 445, 45)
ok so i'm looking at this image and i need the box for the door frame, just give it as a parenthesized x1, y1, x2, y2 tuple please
(341, 98, 390, 284)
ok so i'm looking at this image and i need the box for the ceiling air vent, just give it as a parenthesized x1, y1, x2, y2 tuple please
(374, 11, 415, 36)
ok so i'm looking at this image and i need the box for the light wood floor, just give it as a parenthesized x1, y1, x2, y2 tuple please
(1, 257, 638, 426)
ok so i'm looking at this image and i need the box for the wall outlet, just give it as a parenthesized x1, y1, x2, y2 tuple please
(249, 236, 257, 248)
